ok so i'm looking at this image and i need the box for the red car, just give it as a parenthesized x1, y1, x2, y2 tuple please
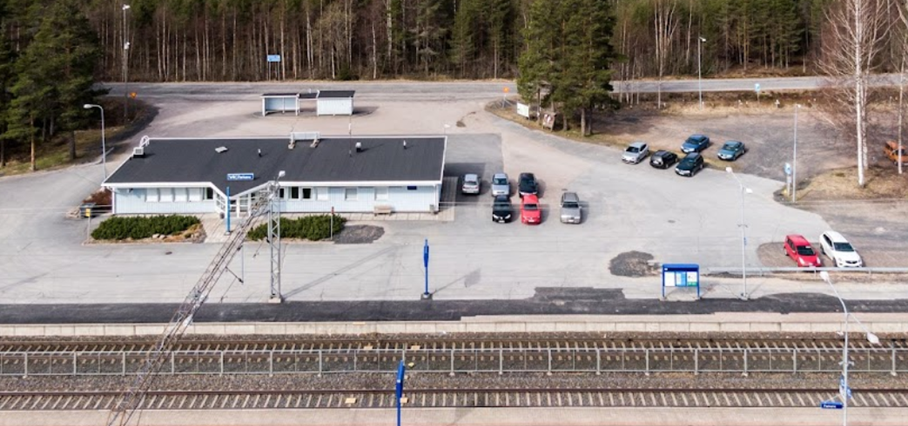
(783, 234, 822, 267)
(521, 194, 541, 224)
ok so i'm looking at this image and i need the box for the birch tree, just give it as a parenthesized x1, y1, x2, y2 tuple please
(818, 0, 893, 187)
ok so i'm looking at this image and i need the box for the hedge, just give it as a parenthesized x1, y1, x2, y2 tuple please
(247, 215, 346, 241)
(91, 215, 200, 240)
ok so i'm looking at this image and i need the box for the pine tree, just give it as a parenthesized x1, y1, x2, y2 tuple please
(0, 23, 15, 167)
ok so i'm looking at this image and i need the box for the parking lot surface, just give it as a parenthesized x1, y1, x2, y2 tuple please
(0, 82, 906, 307)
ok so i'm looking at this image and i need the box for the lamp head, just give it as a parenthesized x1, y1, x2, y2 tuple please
(820, 271, 831, 283)
(278, 170, 286, 179)
(699, 37, 706, 42)
(123, 4, 130, 10)
(83, 104, 92, 109)
(866, 332, 880, 345)
(725, 166, 733, 173)
(744, 188, 753, 194)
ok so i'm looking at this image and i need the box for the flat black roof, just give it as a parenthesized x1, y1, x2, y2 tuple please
(318, 90, 355, 98)
(106, 136, 445, 194)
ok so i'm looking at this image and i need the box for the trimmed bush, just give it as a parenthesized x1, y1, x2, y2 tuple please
(247, 215, 346, 241)
(91, 215, 200, 240)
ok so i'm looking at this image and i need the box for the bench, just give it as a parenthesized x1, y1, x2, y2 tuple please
(373, 205, 393, 215)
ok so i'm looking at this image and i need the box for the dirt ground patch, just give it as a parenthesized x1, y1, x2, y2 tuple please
(792, 165, 908, 201)
(609, 251, 659, 277)
(333, 225, 384, 244)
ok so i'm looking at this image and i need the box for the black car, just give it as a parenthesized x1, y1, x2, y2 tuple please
(649, 150, 679, 169)
(518, 172, 538, 198)
(675, 153, 705, 177)
(492, 195, 513, 223)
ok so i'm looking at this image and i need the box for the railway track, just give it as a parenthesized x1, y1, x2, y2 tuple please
(2, 335, 903, 354)
(2, 388, 906, 410)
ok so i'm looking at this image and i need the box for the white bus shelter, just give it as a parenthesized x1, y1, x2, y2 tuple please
(261, 93, 300, 116)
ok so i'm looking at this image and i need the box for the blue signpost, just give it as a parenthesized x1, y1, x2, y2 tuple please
(225, 186, 231, 234)
(396, 361, 406, 426)
(422, 239, 431, 299)
(820, 400, 844, 409)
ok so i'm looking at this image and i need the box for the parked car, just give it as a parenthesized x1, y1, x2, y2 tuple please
(461, 173, 480, 195)
(717, 141, 747, 161)
(783, 234, 822, 267)
(520, 194, 541, 224)
(518, 172, 538, 198)
(649, 150, 679, 169)
(492, 195, 513, 223)
(491, 173, 510, 197)
(675, 153, 705, 177)
(559, 192, 581, 224)
(884, 140, 907, 165)
(622, 142, 649, 164)
(819, 231, 863, 267)
(681, 134, 711, 153)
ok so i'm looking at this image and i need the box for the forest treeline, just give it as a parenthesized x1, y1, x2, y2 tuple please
(6, 0, 905, 84)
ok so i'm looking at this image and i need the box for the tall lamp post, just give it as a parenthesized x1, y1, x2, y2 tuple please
(122, 4, 131, 123)
(792, 104, 801, 202)
(83, 104, 107, 181)
(698, 36, 706, 109)
(819, 271, 880, 426)
(725, 167, 752, 300)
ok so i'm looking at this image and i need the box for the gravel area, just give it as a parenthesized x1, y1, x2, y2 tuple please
(609, 251, 658, 277)
(333, 225, 385, 244)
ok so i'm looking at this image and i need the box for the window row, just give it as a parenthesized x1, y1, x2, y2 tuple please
(144, 186, 419, 203)
(146, 188, 214, 203)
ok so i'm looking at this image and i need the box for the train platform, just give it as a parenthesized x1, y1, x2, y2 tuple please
(2, 407, 904, 426)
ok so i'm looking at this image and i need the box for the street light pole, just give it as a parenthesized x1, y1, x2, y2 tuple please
(819, 271, 881, 426)
(83, 104, 107, 181)
(792, 104, 801, 202)
(698, 37, 706, 109)
(122, 4, 131, 123)
(726, 167, 752, 300)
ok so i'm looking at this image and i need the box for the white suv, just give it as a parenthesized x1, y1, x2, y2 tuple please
(819, 231, 863, 268)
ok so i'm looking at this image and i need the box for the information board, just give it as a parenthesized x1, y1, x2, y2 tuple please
(661, 263, 700, 299)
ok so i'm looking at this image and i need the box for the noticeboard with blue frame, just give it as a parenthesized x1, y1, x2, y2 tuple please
(661, 263, 700, 299)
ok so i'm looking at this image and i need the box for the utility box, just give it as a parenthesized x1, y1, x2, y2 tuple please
(80, 203, 97, 218)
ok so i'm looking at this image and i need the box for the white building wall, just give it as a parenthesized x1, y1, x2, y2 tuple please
(113, 188, 217, 215)
(112, 184, 440, 215)
(316, 98, 353, 116)
(281, 185, 439, 213)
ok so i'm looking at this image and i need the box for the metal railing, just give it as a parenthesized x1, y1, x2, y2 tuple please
(2, 346, 904, 377)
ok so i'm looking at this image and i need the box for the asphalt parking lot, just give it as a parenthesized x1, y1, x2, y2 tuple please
(0, 82, 905, 306)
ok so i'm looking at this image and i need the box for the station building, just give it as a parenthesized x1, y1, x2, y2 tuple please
(261, 90, 355, 116)
(103, 133, 446, 218)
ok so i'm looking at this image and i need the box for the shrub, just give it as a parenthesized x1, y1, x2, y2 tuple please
(247, 214, 346, 241)
(92, 215, 200, 240)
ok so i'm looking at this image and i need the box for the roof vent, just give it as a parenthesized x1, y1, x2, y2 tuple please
(132, 147, 145, 157)
(215, 146, 228, 153)
(310, 138, 319, 148)
(355, 142, 363, 152)
(402, 140, 407, 149)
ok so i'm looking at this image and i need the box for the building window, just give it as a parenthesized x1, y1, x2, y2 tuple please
(375, 187, 389, 201)
(189, 188, 203, 202)
(345, 187, 357, 201)
(159, 188, 174, 202)
(302, 187, 313, 200)
(279, 188, 286, 199)
(204, 188, 214, 200)
(407, 186, 418, 191)
(317, 187, 329, 201)
(146, 188, 160, 203)
(291, 187, 300, 199)
(174, 188, 188, 202)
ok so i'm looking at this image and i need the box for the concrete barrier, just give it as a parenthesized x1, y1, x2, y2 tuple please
(2, 313, 907, 337)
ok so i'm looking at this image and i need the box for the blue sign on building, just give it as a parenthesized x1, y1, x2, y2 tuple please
(227, 173, 255, 181)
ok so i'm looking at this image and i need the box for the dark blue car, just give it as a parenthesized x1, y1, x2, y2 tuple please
(681, 134, 710, 154)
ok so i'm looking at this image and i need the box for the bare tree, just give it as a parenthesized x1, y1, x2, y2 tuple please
(653, 0, 679, 108)
(818, 0, 893, 186)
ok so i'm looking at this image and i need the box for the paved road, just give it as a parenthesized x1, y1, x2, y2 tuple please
(103, 73, 903, 100)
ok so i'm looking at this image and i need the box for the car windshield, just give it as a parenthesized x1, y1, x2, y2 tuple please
(833, 242, 854, 252)
(797, 246, 815, 256)
(493, 177, 507, 185)
(723, 143, 738, 150)
(680, 158, 695, 166)
(465, 178, 478, 185)
(626, 146, 639, 153)
(524, 203, 538, 211)
(686, 137, 703, 145)
(562, 202, 579, 208)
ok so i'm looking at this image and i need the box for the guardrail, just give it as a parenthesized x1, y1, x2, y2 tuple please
(2, 346, 904, 377)
(705, 267, 908, 276)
